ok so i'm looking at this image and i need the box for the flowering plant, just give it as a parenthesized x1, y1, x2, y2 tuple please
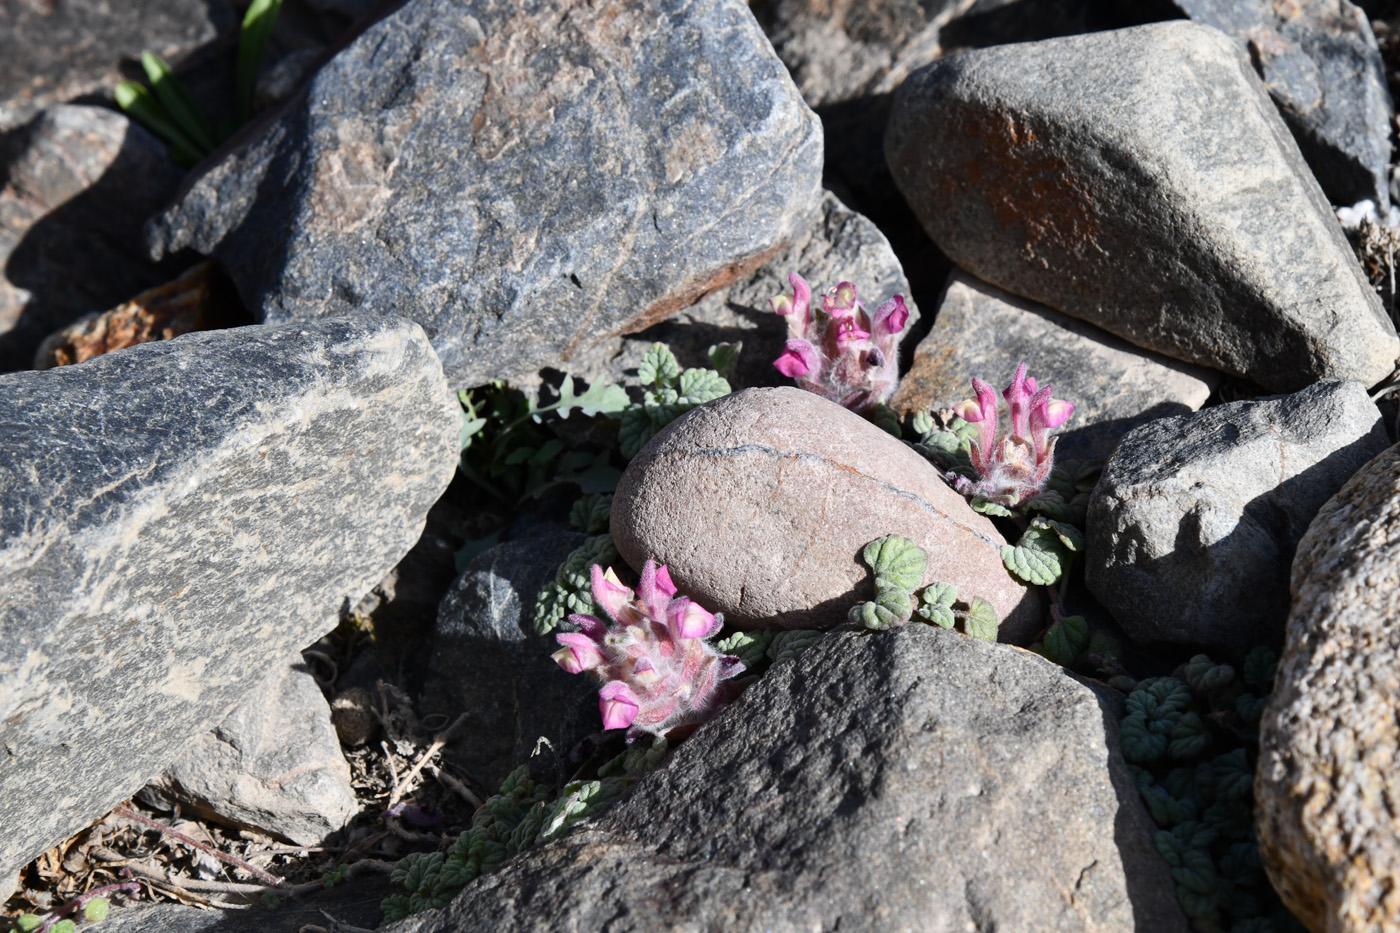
(553, 561, 744, 739)
(770, 273, 909, 413)
(952, 362, 1073, 506)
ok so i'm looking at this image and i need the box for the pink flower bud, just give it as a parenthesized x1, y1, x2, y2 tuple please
(667, 597, 719, 640)
(591, 565, 633, 622)
(774, 339, 820, 378)
(654, 564, 678, 599)
(872, 296, 909, 338)
(598, 682, 640, 731)
(554, 632, 604, 673)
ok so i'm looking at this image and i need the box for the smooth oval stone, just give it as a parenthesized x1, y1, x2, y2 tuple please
(611, 387, 1040, 640)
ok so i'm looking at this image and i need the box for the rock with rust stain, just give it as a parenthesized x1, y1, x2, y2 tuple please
(148, 0, 824, 389)
(1257, 440, 1400, 932)
(0, 315, 458, 885)
(0, 105, 186, 373)
(1169, 0, 1393, 209)
(33, 262, 249, 369)
(885, 21, 1399, 392)
(611, 387, 1041, 640)
(1085, 380, 1388, 654)
(890, 271, 1219, 461)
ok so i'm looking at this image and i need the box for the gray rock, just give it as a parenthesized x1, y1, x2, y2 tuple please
(567, 189, 918, 394)
(890, 271, 1220, 461)
(1170, 0, 1393, 209)
(0, 315, 458, 882)
(98, 876, 396, 932)
(1086, 380, 1389, 653)
(148, 0, 824, 390)
(147, 659, 357, 846)
(1257, 441, 1400, 931)
(612, 387, 1041, 640)
(387, 624, 1188, 933)
(0, 105, 186, 373)
(885, 21, 1400, 391)
(420, 531, 599, 790)
(0, 0, 235, 132)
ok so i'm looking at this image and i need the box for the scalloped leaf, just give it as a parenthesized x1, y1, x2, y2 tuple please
(963, 596, 998, 642)
(915, 581, 958, 628)
(1121, 712, 1168, 763)
(637, 343, 680, 388)
(861, 535, 928, 594)
(1001, 524, 1067, 586)
(1169, 711, 1209, 760)
(971, 496, 1014, 517)
(767, 629, 823, 664)
(1184, 654, 1235, 693)
(553, 375, 631, 419)
(1243, 645, 1278, 691)
(1030, 515, 1084, 552)
(1043, 614, 1088, 667)
(619, 406, 658, 459)
(707, 342, 742, 382)
(716, 629, 776, 669)
(677, 367, 730, 406)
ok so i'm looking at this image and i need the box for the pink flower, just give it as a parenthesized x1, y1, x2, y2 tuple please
(598, 682, 640, 731)
(950, 362, 1074, 506)
(774, 339, 820, 378)
(667, 597, 719, 639)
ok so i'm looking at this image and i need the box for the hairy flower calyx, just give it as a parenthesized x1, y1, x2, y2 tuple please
(952, 361, 1073, 505)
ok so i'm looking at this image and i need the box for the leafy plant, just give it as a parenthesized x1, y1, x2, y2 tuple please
(552, 561, 745, 739)
(115, 0, 284, 166)
(533, 533, 621, 635)
(1001, 516, 1083, 587)
(618, 344, 731, 458)
(848, 535, 998, 641)
(770, 273, 909, 416)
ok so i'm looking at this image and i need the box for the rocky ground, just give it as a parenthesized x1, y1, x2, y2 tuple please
(3, 0, 1400, 931)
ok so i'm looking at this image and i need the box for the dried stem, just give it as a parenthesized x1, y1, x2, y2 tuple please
(113, 806, 284, 886)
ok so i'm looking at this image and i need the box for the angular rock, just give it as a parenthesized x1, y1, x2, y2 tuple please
(1170, 0, 1393, 208)
(885, 21, 1400, 391)
(1257, 441, 1400, 931)
(99, 876, 395, 933)
(612, 387, 1040, 640)
(0, 315, 458, 882)
(0, 105, 186, 373)
(387, 625, 1189, 933)
(1086, 380, 1388, 653)
(146, 659, 357, 846)
(148, 0, 824, 390)
(568, 189, 918, 394)
(420, 530, 600, 790)
(890, 271, 1220, 461)
(0, 0, 235, 132)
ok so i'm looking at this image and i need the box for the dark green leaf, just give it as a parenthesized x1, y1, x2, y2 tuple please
(715, 629, 775, 669)
(237, 0, 282, 123)
(637, 343, 681, 388)
(1043, 615, 1088, 667)
(706, 342, 742, 382)
(113, 81, 203, 165)
(1001, 524, 1068, 586)
(619, 406, 658, 458)
(140, 51, 215, 152)
(767, 629, 823, 663)
(1243, 645, 1278, 691)
(568, 493, 613, 535)
(1169, 711, 1209, 759)
(1030, 515, 1084, 552)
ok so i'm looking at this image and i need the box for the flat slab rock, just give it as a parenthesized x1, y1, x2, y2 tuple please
(890, 270, 1220, 461)
(0, 316, 458, 882)
(1257, 441, 1400, 931)
(145, 658, 356, 846)
(612, 386, 1040, 641)
(885, 20, 1399, 391)
(1086, 380, 1388, 654)
(149, 0, 824, 389)
(1170, 0, 1393, 208)
(387, 624, 1188, 933)
(0, 105, 185, 373)
(0, 0, 235, 132)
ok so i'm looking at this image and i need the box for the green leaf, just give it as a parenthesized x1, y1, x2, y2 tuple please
(140, 51, 215, 152)
(715, 629, 775, 669)
(916, 429, 973, 473)
(527, 437, 566, 467)
(677, 367, 730, 406)
(1128, 677, 1193, 719)
(1169, 711, 1209, 760)
(503, 444, 537, 466)
(970, 496, 1014, 517)
(51, 920, 77, 933)
(1213, 749, 1252, 802)
(1184, 654, 1235, 693)
(1023, 488, 1069, 520)
(619, 406, 658, 459)
(1120, 712, 1168, 763)
(569, 493, 613, 535)
(82, 898, 111, 922)
(869, 403, 901, 437)
(553, 376, 631, 419)
(850, 587, 913, 630)
(1236, 692, 1266, 727)
(237, 0, 283, 123)
(767, 629, 823, 664)
(637, 343, 680, 388)
(1001, 524, 1068, 586)
(459, 411, 487, 454)
(963, 596, 998, 641)
(861, 535, 928, 594)
(915, 581, 957, 628)
(1043, 615, 1088, 667)
(910, 409, 935, 437)
(16, 915, 41, 933)
(114, 81, 203, 165)
(1030, 516, 1084, 552)
(1243, 645, 1278, 691)
(707, 342, 742, 382)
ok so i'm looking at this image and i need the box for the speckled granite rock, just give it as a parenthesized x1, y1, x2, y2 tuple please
(1086, 380, 1388, 654)
(612, 387, 1040, 641)
(0, 0, 235, 132)
(0, 105, 186, 373)
(0, 315, 457, 883)
(385, 624, 1189, 933)
(889, 271, 1219, 460)
(148, 0, 824, 389)
(1169, 0, 1393, 209)
(885, 21, 1399, 391)
(1257, 441, 1400, 931)
(147, 659, 356, 846)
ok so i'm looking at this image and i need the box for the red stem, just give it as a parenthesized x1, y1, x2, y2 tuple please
(114, 806, 283, 886)
(35, 882, 143, 932)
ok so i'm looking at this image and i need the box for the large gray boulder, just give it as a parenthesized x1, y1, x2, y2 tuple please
(0, 315, 457, 883)
(387, 624, 1189, 932)
(1257, 441, 1400, 932)
(1086, 380, 1389, 654)
(0, 0, 235, 132)
(1169, 0, 1393, 209)
(149, 0, 824, 390)
(0, 105, 185, 373)
(890, 271, 1220, 461)
(885, 21, 1399, 391)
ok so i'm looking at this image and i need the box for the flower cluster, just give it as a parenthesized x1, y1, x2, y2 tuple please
(953, 362, 1073, 505)
(770, 273, 909, 413)
(552, 561, 744, 739)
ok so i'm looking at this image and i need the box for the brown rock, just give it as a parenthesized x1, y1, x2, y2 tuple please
(331, 686, 378, 748)
(1257, 442, 1400, 931)
(611, 387, 1040, 640)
